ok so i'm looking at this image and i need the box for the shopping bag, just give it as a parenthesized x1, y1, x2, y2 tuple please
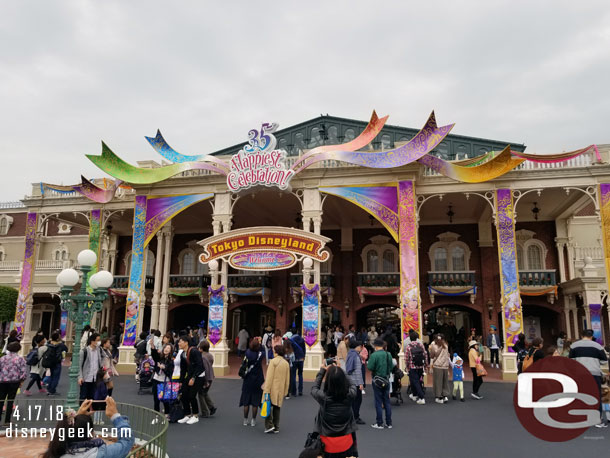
(157, 380, 180, 401)
(475, 363, 488, 377)
(260, 393, 271, 418)
(168, 400, 184, 423)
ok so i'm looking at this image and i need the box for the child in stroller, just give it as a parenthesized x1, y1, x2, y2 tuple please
(138, 357, 154, 394)
(390, 361, 404, 405)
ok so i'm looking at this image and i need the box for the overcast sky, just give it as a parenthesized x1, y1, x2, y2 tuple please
(1, 1, 609, 201)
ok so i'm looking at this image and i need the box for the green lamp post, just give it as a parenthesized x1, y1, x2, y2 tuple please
(56, 249, 114, 410)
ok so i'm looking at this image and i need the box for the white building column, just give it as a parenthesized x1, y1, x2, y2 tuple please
(158, 225, 173, 334)
(555, 238, 567, 283)
(563, 295, 573, 340)
(150, 231, 165, 331)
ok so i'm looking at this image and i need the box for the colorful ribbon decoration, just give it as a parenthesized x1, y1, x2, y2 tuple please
(519, 286, 557, 297)
(168, 287, 202, 297)
(428, 286, 477, 296)
(357, 286, 400, 296)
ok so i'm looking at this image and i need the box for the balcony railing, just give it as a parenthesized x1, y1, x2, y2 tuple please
(111, 275, 155, 289)
(290, 273, 335, 288)
(36, 259, 74, 270)
(169, 274, 211, 288)
(228, 274, 271, 288)
(0, 260, 21, 271)
(357, 272, 400, 287)
(428, 271, 476, 287)
(519, 270, 556, 287)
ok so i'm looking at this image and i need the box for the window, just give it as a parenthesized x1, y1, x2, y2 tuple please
(196, 256, 208, 275)
(381, 134, 392, 150)
(53, 244, 69, 262)
(146, 251, 155, 276)
(527, 245, 543, 270)
(382, 249, 394, 272)
(429, 232, 471, 272)
(434, 248, 448, 271)
(362, 236, 398, 273)
(182, 252, 195, 275)
(320, 251, 333, 274)
(366, 250, 379, 273)
(452, 246, 465, 271)
(344, 128, 356, 142)
(0, 215, 13, 235)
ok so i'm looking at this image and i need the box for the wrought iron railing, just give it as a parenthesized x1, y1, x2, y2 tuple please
(228, 274, 271, 288)
(289, 273, 335, 288)
(357, 272, 400, 287)
(111, 276, 155, 289)
(169, 274, 211, 288)
(428, 271, 476, 287)
(3, 398, 167, 457)
(519, 270, 556, 287)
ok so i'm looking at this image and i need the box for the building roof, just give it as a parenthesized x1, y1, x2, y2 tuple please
(210, 114, 526, 160)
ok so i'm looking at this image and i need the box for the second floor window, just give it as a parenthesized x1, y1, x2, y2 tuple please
(429, 232, 471, 272)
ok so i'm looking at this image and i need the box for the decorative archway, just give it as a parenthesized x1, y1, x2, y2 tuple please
(168, 302, 209, 332)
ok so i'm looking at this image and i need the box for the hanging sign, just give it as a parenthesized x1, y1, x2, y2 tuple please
(198, 226, 330, 269)
(230, 251, 296, 270)
(227, 123, 295, 192)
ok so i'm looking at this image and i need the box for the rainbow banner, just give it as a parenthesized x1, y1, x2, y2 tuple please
(599, 184, 610, 287)
(398, 181, 421, 341)
(122, 196, 147, 346)
(320, 186, 399, 241)
(208, 285, 225, 346)
(589, 303, 603, 345)
(144, 193, 213, 245)
(495, 189, 523, 348)
(302, 284, 320, 348)
(14, 212, 38, 337)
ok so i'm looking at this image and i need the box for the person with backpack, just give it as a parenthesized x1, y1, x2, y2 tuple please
(80, 325, 93, 350)
(404, 330, 429, 405)
(197, 340, 216, 418)
(513, 333, 527, 373)
(177, 335, 204, 425)
(43, 332, 67, 396)
(78, 333, 104, 401)
(239, 338, 264, 426)
(289, 328, 307, 397)
(262, 326, 275, 364)
(522, 337, 544, 373)
(429, 334, 451, 404)
(24, 334, 48, 395)
(468, 340, 484, 399)
(367, 338, 394, 429)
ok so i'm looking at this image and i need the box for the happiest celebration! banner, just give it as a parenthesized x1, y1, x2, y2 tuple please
(302, 284, 320, 348)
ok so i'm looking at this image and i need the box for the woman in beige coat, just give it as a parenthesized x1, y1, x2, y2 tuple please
(262, 344, 290, 433)
(429, 333, 451, 404)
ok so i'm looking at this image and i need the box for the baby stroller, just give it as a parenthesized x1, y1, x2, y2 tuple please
(138, 358, 154, 394)
(390, 364, 404, 405)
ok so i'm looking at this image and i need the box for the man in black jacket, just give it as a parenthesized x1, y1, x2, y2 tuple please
(177, 335, 205, 424)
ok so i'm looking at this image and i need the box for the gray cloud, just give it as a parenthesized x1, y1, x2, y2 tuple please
(1, 1, 609, 200)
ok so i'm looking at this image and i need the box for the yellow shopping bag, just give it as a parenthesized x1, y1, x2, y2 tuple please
(260, 393, 270, 418)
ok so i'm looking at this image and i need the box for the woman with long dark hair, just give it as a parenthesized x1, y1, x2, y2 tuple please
(100, 338, 119, 396)
(42, 398, 134, 458)
(311, 362, 359, 457)
(429, 333, 451, 404)
(152, 343, 175, 420)
(239, 338, 264, 426)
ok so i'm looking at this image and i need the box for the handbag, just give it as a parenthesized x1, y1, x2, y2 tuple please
(157, 377, 180, 401)
(260, 393, 271, 418)
(475, 363, 488, 377)
(304, 432, 324, 452)
(168, 400, 184, 423)
(373, 375, 389, 390)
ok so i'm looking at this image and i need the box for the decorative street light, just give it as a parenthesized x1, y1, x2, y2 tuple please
(56, 249, 113, 409)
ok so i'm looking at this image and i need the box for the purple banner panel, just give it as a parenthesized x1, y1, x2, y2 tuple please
(208, 285, 225, 346)
(302, 284, 320, 348)
(14, 212, 38, 337)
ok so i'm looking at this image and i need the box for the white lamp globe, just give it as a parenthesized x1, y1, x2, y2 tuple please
(208, 259, 219, 271)
(88, 273, 99, 289)
(95, 270, 114, 288)
(57, 268, 80, 287)
(303, 257, 313, 269)
(77, 249, 98, 267)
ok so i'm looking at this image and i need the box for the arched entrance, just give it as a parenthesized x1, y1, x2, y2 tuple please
(426, 304, 482, 357)
(169, 303, 209, 333)
(356, 303, 400, 334)
(229, 303, 276, 349)
(521, 304, 560, 346)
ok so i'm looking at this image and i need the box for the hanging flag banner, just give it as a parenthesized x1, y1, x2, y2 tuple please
(208, 285, 225, 346)
(495, 189, 523, 348)
(398, 181, 421, 341)
(302, 284, 320, 348)
(199, 227, 330, 267)
(14, 212, 38, 336)
(60, 310, 68, 339)
(589, 303, 603, 344)
(599, 183, 610, 287)
(122, 196, 147, 346)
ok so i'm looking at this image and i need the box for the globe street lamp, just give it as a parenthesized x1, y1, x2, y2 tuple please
(56, 249, 113, 409)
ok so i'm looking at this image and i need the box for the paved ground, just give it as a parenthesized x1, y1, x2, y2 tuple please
(13, 368, 610, 458)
